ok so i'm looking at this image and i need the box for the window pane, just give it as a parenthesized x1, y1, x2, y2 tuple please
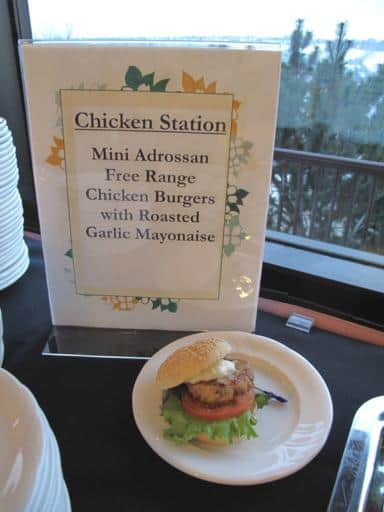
(27, 0, 384, 258)
(28, 0, 383, 42)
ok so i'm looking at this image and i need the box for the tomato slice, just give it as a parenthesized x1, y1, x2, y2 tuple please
(181, 389, 255, 422)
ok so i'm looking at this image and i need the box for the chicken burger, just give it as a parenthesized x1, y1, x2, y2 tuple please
(156, 337, 266, 445)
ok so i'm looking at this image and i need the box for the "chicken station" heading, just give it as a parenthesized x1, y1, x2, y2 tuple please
(73, 112, 228, 134)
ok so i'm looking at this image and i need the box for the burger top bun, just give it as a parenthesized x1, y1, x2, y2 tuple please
(156, 338, 232, 389)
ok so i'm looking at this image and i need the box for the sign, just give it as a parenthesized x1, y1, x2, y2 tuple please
(61, 90, 232, 298)
(20, 42, 281, 331)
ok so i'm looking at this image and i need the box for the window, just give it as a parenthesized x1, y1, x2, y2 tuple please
(27, 1, 384, 251)
(3, 0, 384, 327)
(1, 1, 35, 230)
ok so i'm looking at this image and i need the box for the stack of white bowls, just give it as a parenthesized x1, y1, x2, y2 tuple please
(0, 117, 29, 290)
(0, 368, 71, 512)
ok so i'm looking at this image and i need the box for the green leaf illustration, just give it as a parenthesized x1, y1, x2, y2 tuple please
(229, 203, 240, 213)
(228, 215, 240, 228)
(243, 140, 253, 152)
(236, 189, 249, 199)
(125, 66, 143, 90)
(142, 73, 155, 87)
(224, 243, 235, 257)
(152, 298, 162, 310)
(65, 249, 73, 258)
(151, 78, 170, 92)
(168, 301, 178, 313)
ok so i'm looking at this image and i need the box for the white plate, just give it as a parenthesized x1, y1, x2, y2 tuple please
(0, 140, 14, 160)
(0, 188, 20, 214)
(30, 414, 60, 512)
(0, 160, 17, 180)
(0, 214, 23, 238)
(0, 154, 17, 173)
(0, 243, 29, 290)
(0, 202, 23, 221)
(0, 129, 12, 146)
(0, 368, 71, 512)
(0, 148, 16, 168)
(0, 228, 24, 255)
(0, 223, 23, 244)
(132, 331, 333, 485)
(0, 119, 12, 139)
(0, 231, 25, 265)
(0, 369, 44, 512)
(0, 164, 18, 188)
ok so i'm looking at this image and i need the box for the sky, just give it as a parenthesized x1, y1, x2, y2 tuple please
(29, 0, 384, 41)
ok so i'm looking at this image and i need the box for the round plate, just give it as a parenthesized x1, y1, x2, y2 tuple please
(132, 331, 333, 485)
(0, 368, 44, 511)
(0, 242, 29, 290)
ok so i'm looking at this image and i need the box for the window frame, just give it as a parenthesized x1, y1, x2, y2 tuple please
(1, 0, 37, 231)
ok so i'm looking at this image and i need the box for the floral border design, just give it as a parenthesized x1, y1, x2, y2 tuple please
(52, 66, 254, 312)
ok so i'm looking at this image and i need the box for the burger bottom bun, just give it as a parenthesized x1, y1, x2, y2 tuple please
(194, 432, 239, 446)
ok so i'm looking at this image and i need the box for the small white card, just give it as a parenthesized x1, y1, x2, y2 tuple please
(20, 42, 281, 331)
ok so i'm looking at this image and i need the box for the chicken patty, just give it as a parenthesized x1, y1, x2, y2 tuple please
(185, 359, 254, 406)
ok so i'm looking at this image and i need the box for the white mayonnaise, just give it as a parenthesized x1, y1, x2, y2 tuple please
(186, 359, 236, 384)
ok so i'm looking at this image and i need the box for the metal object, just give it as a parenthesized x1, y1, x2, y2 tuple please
(253, 385, 288, 403)
(286, 313, 314, 333)
(274, 148, 384, 176)
(327, 396, 384, 512)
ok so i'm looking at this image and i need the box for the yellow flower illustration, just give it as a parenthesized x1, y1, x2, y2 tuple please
(182, 71, 217, 93)
(101, 296, 138, 311)
(182, 72, 240, 136)
(46, 137, 65, 168)
(231, 99, 241, 137)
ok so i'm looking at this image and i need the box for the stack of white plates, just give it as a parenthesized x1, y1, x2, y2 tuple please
(0, 307, 3, 366)
(0, 118, 29, 290)
(0, 368, 71, 512)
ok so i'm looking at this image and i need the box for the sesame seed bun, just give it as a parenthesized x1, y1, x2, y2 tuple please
(156, 338, 232, 389)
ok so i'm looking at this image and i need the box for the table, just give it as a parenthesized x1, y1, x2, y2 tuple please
(1, 238, 383, 511)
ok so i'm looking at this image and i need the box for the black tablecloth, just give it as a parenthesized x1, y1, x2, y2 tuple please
(1, 238, 383, 512)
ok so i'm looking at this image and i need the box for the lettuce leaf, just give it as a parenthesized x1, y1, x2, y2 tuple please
(255, 393, 271, 409)
(161, 391, 258, 445)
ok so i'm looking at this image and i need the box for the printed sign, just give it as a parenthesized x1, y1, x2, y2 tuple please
(61, 90, 232, 298)
(20, 42, 281, 331)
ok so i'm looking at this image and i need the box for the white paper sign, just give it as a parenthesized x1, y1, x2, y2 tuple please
(20, 42, 281, 331)
(61, 90, 232, 298)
